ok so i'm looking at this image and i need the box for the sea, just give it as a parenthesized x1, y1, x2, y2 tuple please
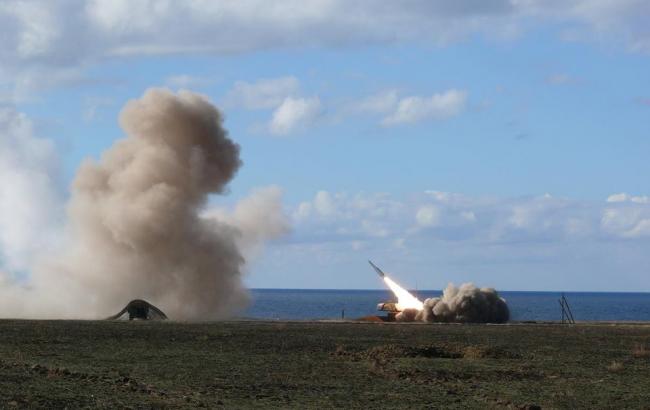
(244, 289, 650, 322)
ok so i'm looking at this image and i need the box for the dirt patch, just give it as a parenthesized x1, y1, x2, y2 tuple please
(333, 343, 518, 361)
(461, 345, 520, 359)
(356, 315, 388, 322)
(632, 343, 650, 359)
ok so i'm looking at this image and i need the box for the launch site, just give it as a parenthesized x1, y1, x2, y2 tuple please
(1, 1, 650, 408)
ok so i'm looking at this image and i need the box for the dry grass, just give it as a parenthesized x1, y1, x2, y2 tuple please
(2, 321, 650, 408)
(462, 345, 489, 359)
(607, 360, 624, 372)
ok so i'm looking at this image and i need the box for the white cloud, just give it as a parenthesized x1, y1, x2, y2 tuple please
(601, 193, 650, 238)
(0, 1, 649, 101)
(292, 190, 404, 243)
(290, 189, 650, 247)
(416, 205, 441, 227)
(5, 1, 61, 59)
(351, 240, 366, 251)
(361, 219, 390, 238)
(223, 76, 322, 135)
(0, 0, 646, 107)
(381, 89, 467, 126)
(351, 89, 399, 114)
(164, 74, 216, 89)
(268, 96, 322, 135)
(277, 189, 650, 290)
(82, 96, 113, 122)
(601, 208, 650, 238)
(606, 193, 650, 204)
(393, 237, 406, 249)
(0, 107, 62, 274)
(225, 76, 300, 110)
(313, 190, 336, 216)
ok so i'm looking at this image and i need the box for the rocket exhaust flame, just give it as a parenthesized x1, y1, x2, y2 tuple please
(369, 260, 423, 311)
(369, 260, 510, 323)
(383, 276, 424, 311)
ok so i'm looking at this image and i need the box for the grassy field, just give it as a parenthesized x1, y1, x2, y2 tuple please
(1, 320, 649, 409)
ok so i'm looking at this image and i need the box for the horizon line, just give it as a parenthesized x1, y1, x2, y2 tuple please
(248, 288, 650, 294)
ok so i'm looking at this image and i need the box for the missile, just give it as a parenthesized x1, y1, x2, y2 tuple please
(368, 260, 386, 278)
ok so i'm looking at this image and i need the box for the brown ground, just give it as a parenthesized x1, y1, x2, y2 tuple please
(1, 320, 649, 408)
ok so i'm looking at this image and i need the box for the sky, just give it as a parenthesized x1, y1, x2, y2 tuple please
(1, 0, 649, 292)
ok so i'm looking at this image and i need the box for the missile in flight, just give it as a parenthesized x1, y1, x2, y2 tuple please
(368, 260, 386, 278)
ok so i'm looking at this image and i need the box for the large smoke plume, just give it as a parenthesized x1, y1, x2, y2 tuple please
(395, 283, 509, 323)
(0, 88, 287, 320)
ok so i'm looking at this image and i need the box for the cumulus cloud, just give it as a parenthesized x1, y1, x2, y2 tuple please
(265, 189, 650, 290)
(607, 192, 650, 204)
(1, 1, 650, 100)
(224, 76, 300, 110)
(223, 76, 321, 135)
(601, 208, 650, 238)
(268, 96, 322, 135)
(351, 89, 399, 114)
(291, 191, 406, 246)
(381, 89, 467, 126)
(416, 205, 441, 227)
(290, 189, 650, 248)
(601, 193, 650, 238)
(164, 74, 216, 90)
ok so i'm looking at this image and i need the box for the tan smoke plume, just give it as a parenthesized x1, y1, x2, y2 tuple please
(410, 283, 509, 323)
(1, 88, 287, 320)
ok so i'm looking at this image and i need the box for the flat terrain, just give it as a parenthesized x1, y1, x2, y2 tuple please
(1, 320, 649, 409)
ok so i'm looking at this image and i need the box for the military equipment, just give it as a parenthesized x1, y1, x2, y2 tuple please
(106, 299, 168, 321)
(368, 260, 385, 278)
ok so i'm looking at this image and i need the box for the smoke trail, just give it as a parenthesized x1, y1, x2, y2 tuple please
(0, 88, 287, 320)
(413, 283, 509, 323)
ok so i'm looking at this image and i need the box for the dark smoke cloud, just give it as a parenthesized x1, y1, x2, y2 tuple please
(1, 88, 288, 320)
(412, 283, 509, 323)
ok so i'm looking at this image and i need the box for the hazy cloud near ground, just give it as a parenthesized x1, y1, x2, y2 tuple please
(1, 0, 650, 100)
(0, 107, 63, 275)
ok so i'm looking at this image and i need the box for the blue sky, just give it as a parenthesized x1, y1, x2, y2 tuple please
(1, 1, 650, 292)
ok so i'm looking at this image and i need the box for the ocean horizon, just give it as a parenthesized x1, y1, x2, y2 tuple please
(244, 289, 650, 322)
